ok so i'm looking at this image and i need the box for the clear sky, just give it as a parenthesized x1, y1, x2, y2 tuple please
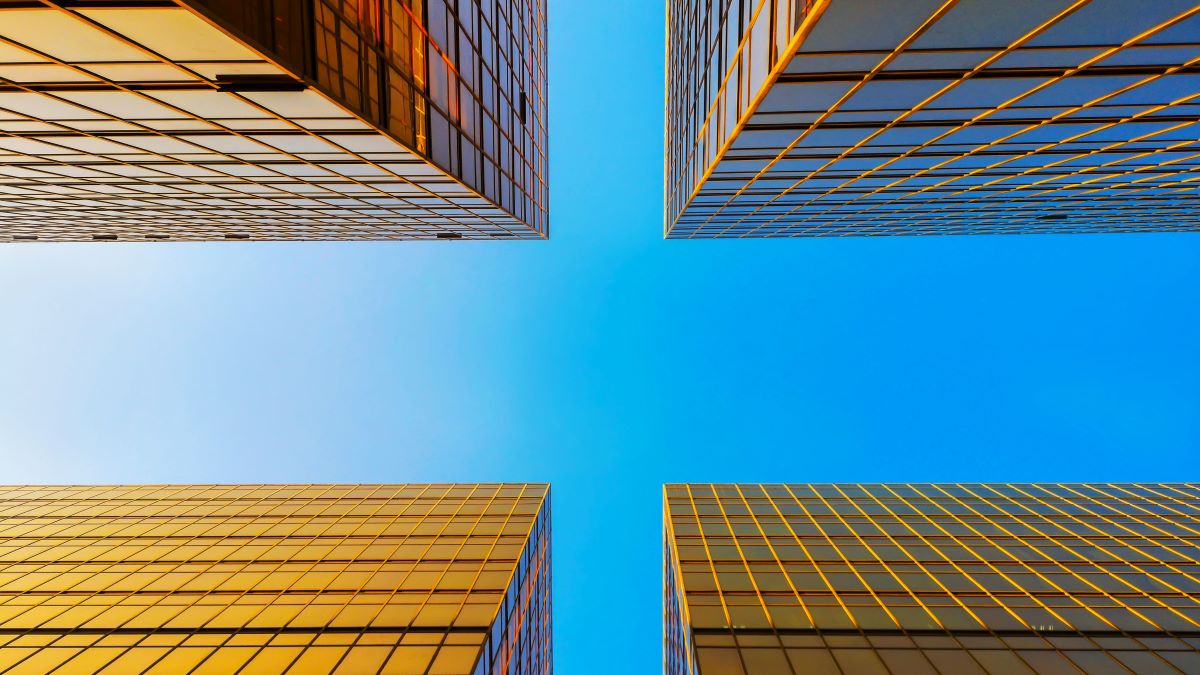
(2, 0, 1199, 671)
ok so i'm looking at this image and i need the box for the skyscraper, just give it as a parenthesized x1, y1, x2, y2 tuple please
(665, 1, 1200, 238)
(0, 483, 551, 674)
(0, 0, 547, 241)
(665, 483, 1200, 674)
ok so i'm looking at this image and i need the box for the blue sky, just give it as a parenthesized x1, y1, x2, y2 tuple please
(2, 0, 1200, 671)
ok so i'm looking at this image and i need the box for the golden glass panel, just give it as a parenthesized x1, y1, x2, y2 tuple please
(79, 9, 262, 63)
(666, 483, 1200, 674)
(0, 0, 547, 241)
(0, 484, 551, 674)
(0, 10, 152, 62)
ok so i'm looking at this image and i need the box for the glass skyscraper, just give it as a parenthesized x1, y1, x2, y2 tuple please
(0, 483, 551, 674)
(0, 0, 547, 241)
(665, 483, 1200, 674)
(665, 0, 1200, 238)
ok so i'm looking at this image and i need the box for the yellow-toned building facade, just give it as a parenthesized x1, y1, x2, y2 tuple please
(0, 483, 551, 674)
(0, 0, 547, 241)
(665, 483, 1200, 674)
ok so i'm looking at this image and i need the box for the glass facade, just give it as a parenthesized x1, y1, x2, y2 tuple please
(0, 483, 551, 674)
(0, 0, 547, 242)
(665, 0, 1200, 237)
(665, 483, 1200, 674)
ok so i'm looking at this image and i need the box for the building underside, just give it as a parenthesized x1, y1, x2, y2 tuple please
(0, 0, 547, 242)
(0, 484, 552, 674)
(666, 483, 1200, 674)
(666, 0, 1200, 238)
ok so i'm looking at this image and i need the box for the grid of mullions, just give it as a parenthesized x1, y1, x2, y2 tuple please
(665, 0, 808, 233)
(666, 0, 1200, 237)
(308, 0, 548, 237)
(489, 498, 550, 675)
(0, 2, 540, 242)
(0, 484, 549, 675)
(665, 483, 1200, 675)
(420, 0, 549, 235)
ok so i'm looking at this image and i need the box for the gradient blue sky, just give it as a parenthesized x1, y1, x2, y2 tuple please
(2, 0, 1200, 671)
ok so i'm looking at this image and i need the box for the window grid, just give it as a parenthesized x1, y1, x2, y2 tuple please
(665, 0, 812, 234)
(303, 0, 548, 234)
(0, 484, 551, 675)
(665, 483, 1200, 674)
(0, 0, 546, 242)
(666, 0, 1200, 237)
